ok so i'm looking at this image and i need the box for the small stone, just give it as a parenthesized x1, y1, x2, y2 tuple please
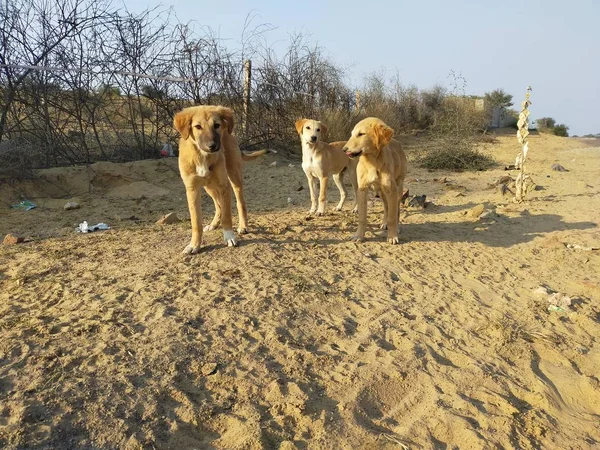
(296, 185, 304, 191)
(2, 234, 25, 245)
(551, 164, 568, 172)
(201, 362, 218, 376)
(287, 197, 293, 205)
(63, 201, 80, 211)
(156, 212, 180, 225)
(288, 163, 294, 168)
(467, 204, 485, 218)
(269, 161, 277, 167)
(405, 194, 426, 208)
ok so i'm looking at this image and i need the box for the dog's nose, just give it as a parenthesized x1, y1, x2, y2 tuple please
(208, 142, 217, 151)
(310, 136, 317, 142)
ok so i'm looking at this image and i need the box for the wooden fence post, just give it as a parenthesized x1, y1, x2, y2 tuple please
(243, 60, 251, 135)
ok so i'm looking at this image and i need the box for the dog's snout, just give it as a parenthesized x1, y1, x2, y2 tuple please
(208, 142, 218, 151)
(310, 135, 317, 142)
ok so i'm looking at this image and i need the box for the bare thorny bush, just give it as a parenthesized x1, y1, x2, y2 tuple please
(0, 0, 494, 179)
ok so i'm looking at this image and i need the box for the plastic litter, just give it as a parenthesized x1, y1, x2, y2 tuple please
(77, 221, 111, 233)
(11, 200, 36, 211)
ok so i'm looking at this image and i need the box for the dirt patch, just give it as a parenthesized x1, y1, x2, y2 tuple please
(1, 133, 599, 449)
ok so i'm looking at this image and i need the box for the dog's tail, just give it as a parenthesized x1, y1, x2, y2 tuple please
(241, 149, 277, 161)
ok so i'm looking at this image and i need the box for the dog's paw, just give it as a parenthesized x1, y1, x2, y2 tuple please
(237, 227, 248, 234)
(183, 244, 201, 255)
(335, 205, 343, 211)
(315, 211, 324, 217)
(379, 223, 388, 230)
(203, 224, 217, 232)
(223, 230, 238, 247)
(352, 205, 358, 214)
(387, 236, 399, 245)
(350, 233, 365, 243)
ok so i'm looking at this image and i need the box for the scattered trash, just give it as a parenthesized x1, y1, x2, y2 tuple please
(11, 200, 36, 211)
(160, 143, 175, 157)
(77, 221, 111, 233)
(534, 285, 575, 312)
(551, 164, 568, 172)
(547, 292, 573, 308)
(287, 197, 293, 205)
(564, 243, 598, 251)
(466, 204, 485, 219)
(288, 163, 294, 168)
(156, 212, 180, 225)
(434, 177, 447, 184)
(269, 161, 277, 167)
(63, 201, 80, 211)
(2, 234, 25, 245)
(404, 194, 426, 209)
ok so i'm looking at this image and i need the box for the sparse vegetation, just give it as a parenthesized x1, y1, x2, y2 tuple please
(535, 117, 569, 137)
(0, 0, 496, 177)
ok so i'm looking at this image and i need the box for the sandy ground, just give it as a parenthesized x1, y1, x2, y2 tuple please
(1, 131, 599, 449)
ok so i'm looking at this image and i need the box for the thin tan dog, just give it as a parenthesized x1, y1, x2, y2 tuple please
(295, 119, 358, 216)
(174, 105, 269, 254)
(343, 117, 407, 244)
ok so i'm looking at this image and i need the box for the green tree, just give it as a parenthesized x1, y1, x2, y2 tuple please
(536, 117, 556, 129)
(484, 88, 513, 108)
(553, 124, 569, 137)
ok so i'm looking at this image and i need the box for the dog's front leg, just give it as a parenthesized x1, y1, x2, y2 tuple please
(351, 188, 368, 242)
(384, 188, 399, 244)
(217, 180, 237, 247)
(183, 180, 203, 254)
(316, 175, 329, 216)
(305, 173, 318, 216)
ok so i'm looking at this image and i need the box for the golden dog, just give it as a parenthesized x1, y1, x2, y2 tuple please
(343, 117, 407, 244)
(174, 105, 269, 254)
(295, 119, 357, 216)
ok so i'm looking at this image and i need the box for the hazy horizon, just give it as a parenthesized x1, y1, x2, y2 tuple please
(123, 0, 599, 136)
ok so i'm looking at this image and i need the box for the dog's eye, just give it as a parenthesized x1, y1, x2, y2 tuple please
(194, 124, 202, 130)
(306, 126, 311, 130)
(214, 123, 220, 129)
(358, 132, 365, 137)
(316, 128, 320, 132)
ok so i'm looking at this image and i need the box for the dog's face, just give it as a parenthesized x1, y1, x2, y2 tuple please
(174, 106, 234, 153)
(295, 119, 327, 146)
(343, 118, 394, 158)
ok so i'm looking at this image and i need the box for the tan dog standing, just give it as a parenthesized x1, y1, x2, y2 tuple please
(343, 117, 407, 244)
(295, 119, 358, 216)
(174, 105, 269, 254)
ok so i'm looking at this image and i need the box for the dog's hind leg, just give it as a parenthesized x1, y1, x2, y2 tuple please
(333, 171, 347, 211)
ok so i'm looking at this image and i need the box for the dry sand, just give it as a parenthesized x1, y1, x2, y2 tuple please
(1, 132, 599, 449)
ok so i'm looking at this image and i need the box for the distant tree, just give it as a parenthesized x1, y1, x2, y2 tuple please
(536, 117, 556, 129)
(484, 88, 513, 108)
(553, 124, 569, 137)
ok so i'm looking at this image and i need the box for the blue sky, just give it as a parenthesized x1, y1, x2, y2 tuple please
(124, 0, 599, 135)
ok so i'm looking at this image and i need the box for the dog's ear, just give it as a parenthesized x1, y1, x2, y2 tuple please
(295, 119, 307, 135)
(373, 122, 394, 150)
(218, 106, 234, 133)
(174, 109, 193, 140)
(319, 122, 328, 138)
